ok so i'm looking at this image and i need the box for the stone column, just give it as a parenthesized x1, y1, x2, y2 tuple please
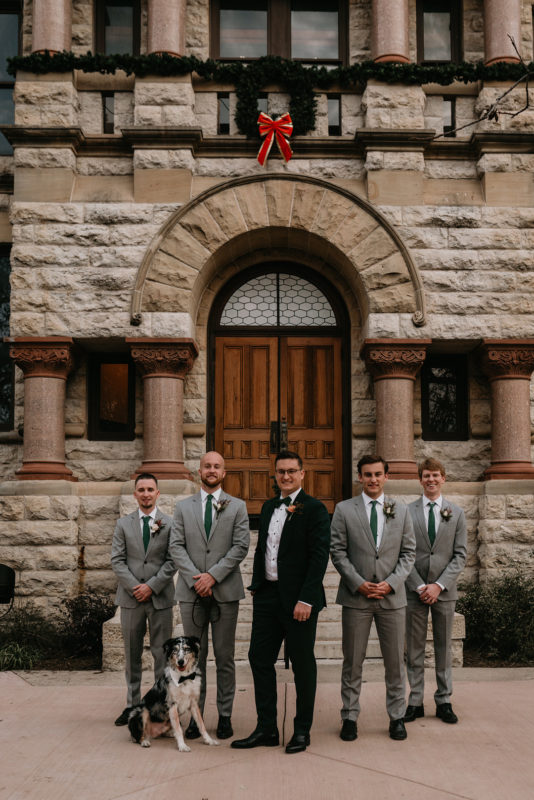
(10, 337, 76, 481)
(128, 338, 198, 479)
(480, 339, 534, 479)
(32, 0, 72, 54)
(362, 339, 431, 479)
(147, 0, 186, 56)
(484, 0, 521, 65)
(371, 0, 409, 63)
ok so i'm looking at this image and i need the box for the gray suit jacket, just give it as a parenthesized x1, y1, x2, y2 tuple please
(170, 491, 250, 603)
(111, 508, 176, 610)
(330, 494, 416, 609)
(406, 497, 467, 602)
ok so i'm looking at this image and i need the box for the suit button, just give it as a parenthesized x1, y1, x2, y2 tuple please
(144, 560, 147, 564)
(207, 549, 210, 553)
(375, 555, 379, 559)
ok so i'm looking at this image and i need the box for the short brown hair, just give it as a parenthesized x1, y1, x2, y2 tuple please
(418, 458, 446, 479)
(275, 450, 303, 469)
(357, 454, 388, 475)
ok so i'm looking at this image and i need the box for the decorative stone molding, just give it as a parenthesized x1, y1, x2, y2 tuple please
(371, 0, 409, 63)
(9, 337, 76, 481)
(127, 338, 199, 480)
(128, 340, 198, 379)
(480, 339, 534, 479)
(362, 338, 431, 479)
(362, 339, 430, 381)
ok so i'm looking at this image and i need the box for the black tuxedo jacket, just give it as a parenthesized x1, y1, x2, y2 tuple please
(249, 489, 330, 614)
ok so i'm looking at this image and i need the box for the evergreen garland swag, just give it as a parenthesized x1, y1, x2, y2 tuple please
(8, 51, 533, 138)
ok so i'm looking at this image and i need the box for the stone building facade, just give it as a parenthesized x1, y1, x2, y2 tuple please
(0, 0, 533, 661)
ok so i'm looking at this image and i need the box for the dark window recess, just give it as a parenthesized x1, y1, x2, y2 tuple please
(443, 96, 456, 136)
(88, 356, 135, 440)
(102, 92, 115, 133)
(218, 92, 230, 134)
(211, 0, 346, 65)
(421, 355, 468, 441)
(95, 0, 140, 55)
(417, 0, 462, 64)
(0, 2, 21, 156)
(0, 246, 13, 431)
(328, 95, 341, 135)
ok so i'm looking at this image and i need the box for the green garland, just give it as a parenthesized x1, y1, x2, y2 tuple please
(7, 51, 532, 137)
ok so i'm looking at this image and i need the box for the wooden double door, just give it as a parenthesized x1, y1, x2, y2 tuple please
(214, 335, 344, 514)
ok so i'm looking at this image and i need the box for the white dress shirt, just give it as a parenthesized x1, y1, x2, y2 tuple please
(138, 506, 158, 533)
(201, 487, 222, 518)
(362, 491, 385, 549)
(265, 490, 300, 581)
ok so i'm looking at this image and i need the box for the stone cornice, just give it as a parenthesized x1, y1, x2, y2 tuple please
(127, 338, 199, 378)
(361, 338, 432, 381)
(355, 129, 436, 151)
(480, 339, 534, 380)
(8, 337, 75, 379)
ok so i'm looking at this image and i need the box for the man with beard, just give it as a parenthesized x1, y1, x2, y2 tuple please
(170, 451, 249, 740)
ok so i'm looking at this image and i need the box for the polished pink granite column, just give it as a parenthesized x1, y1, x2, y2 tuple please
(10, 337, 76, 480)
(480, 339, 534, 479)
(362, 339, 431, 479)
(32, 0, 72, 54)
(128, 338, 199, 479)
(484, 0, 521, 64)
(147, 0, 186, 56)
(371, 0, 409, 63)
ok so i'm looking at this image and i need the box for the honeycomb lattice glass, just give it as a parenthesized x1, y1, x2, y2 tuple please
(220, 272, 336, 326)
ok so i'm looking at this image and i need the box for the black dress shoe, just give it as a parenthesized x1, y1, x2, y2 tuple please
(216, 716, 233, 739)
(404, 704, 424, 722)
(389, 719, 407, 740)
(231, 728, 279, 749)
(185, 719, 201, 739)
(285, 733, 310, 754)
(114, 707, 133, 726)
(436, 703, 458, 724)
(340, 719, 358, 741)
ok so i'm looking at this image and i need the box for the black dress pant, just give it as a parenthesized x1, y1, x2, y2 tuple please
(248, 581, 318, 735)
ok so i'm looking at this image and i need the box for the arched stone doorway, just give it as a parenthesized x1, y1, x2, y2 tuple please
(208, 263, 351, 515)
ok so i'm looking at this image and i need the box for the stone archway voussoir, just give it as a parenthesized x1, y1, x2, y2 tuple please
(233, 182, 270, 229)
(311, 191, 358, 240)
(176, 204, 229, 253)
(360, 251, 412, 292)
(265, 179, 295, 227)
(149, 250, 199, 290)
(204, 189, 249, 240)
(290, 183, 326, 230)
(162, 224, 212, 269)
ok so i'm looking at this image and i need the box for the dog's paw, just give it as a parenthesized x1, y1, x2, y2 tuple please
(177, 742, 191, 752)
(141, 740, 151, 748)
(204, 737, 219, 746)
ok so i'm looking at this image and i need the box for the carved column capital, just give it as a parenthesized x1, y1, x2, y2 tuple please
(10, 337, 75, 379)
(361, 338, 431, 381)
(480, 339, 534, 381)
(127, 338, 199, 379)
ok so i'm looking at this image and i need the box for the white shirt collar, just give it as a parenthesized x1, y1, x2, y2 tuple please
(362, 492, 384, 506)
(201, 487, 222, 503)
(138, 507, 157, 520)
(424, 495, 442, 508)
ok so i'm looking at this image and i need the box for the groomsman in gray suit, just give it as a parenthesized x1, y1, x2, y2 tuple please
(170, 451, 249, 740)
(405, 457, 467, 725)
(111, 473, 176, 726)
(330, 455, 416, 742)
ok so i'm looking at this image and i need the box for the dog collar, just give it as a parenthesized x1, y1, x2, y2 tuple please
(178, 671, 196, 684)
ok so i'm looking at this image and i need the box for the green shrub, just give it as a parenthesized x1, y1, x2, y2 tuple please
(0, 602, 62, 655)
(0, 641, 41, 670)
(457, 572, 534, 664)
(58, 594, 116, 658)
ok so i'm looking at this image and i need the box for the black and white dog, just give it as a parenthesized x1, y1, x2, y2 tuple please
(128, 636, 219, 752)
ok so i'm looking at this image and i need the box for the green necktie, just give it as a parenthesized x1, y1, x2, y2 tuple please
(428, 502, 436, 545)
(205, 494, 213, 538)
(370, 500, 378, 545)
(142, 515, 151, 552)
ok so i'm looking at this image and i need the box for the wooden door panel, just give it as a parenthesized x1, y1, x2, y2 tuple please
(215, 337, 278, 513)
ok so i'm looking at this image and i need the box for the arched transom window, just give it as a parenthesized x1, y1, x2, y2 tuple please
(219, 272, 337, 327)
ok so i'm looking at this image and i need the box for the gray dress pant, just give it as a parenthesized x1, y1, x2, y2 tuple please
(180, 598, 239, 717)
(120, 603, 173, 706)
(406, 593, 455, 706)
(341, 604, 406, 722)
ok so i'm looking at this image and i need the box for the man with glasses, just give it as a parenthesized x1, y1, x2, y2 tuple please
(170, 451, 249, 741)
(232, 450, 330, 754)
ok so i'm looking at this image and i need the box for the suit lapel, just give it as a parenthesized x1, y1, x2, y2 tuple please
(279, 489, 304, 553)
(192, 492, 208, 541)
(415, 498, 431, 546)
(129, 511, 146, 556)
(354, 495, 376, 550)
(208, 491, 227, 538)
(434, 497, 449, 544)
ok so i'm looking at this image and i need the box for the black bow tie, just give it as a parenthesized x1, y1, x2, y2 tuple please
(274, 497, 291, 508)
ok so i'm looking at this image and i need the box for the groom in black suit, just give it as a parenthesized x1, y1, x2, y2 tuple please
(231, 451, 330, 754)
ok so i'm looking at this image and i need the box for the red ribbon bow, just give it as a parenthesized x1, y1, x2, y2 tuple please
(257, 112, 293, 166)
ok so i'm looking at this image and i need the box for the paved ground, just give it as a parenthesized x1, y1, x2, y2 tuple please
(1, 664, 533, 800)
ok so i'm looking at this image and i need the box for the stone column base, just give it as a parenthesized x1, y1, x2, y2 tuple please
(484, 462, 534, 480)
(16, 461, 77, 481)
(385, 460, 419, 480)
(132, 460, 194, 480)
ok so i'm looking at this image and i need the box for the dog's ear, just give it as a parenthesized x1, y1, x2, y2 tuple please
(162, 638, 175, 656)
(189, 635, 201, 647)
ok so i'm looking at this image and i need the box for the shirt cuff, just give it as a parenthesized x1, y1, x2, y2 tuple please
(298, 601, 312, 607)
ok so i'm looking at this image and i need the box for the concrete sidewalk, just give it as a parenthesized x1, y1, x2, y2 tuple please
(1, 664, 532, 800)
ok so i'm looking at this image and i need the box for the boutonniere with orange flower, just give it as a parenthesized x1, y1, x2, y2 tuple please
(285, 501, 304, 521)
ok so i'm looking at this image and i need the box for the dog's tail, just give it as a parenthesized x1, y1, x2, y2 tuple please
(127, 707, 143, 743)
